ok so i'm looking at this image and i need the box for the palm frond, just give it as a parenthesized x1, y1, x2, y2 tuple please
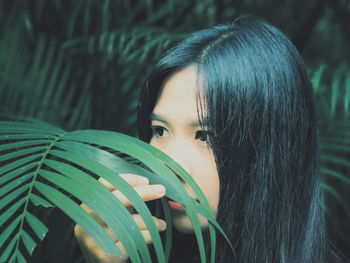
(0, 120, 231, 263)
(311, 64, 350, 253)
(312, 63, 350, 118)
(0, 26, 92, 130)
(63, 27, 184, 64)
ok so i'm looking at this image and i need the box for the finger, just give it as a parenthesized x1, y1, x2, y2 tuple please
(140, 229, 156, 245)
(74, 224, 85, 240)
(116, 229, 160, 250)
(80, 203, 107, 227)
(84, 214, 166, 244)
(75, 224, 127, 262)
(115, 231, 157, 259)
(75, 226, 99, 263)
(112, 184, 166, 207)
(98, 174, 149, 190)
(132, 214, 167, 232)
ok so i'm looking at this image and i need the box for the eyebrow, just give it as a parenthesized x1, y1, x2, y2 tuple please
(150, 113, 207, 128)
(150, 113, 167, 123)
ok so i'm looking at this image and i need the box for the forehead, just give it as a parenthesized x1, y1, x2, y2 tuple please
(152, 66, 205, 126)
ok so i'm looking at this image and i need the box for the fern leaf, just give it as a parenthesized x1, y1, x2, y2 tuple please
(0, 120, 231, 263)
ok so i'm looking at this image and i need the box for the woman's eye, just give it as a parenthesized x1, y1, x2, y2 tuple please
(150, 126, 168, 138)
(195, 130, 209, 142)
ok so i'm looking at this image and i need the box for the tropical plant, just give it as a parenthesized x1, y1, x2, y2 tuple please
(0, 119, 232, 263)
(311, 64, 350, 252)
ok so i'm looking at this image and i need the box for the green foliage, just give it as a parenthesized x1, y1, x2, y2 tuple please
(312, 64, 350, 255)
(0, 120, 231, 263)
(310, 64, 350, 252)
(0, 0, 349, 262)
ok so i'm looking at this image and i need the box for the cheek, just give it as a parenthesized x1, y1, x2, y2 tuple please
(149, 138, 156, 147)
(193, 152, 220, 213)
(150, 138, 220, 212)
(205, 172, 220, 214)
(149, 138, 167, 152)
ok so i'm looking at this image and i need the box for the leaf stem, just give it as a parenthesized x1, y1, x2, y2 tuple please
(12, 132, 65, 259)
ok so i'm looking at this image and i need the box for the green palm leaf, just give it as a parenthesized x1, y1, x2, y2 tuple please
(311, 65, 350, 252)
(0, 120, 232, 263)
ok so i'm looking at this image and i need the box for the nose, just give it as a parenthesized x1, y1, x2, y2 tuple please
(163, 139, 192, 179)
(159, 139, 199, 199)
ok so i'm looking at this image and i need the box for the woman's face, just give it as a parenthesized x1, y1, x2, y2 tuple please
(149, 65, 220, 233)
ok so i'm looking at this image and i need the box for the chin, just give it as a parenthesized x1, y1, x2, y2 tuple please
(172, 212, 209, 234)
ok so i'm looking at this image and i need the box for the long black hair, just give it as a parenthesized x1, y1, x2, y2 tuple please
(137, 17, 333, 262)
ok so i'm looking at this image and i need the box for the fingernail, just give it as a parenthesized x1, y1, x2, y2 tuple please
(160, 220, 166, 231)
(154, 185, 166, 195)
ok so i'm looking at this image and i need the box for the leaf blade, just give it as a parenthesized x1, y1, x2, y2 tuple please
(25, 212, 48, 241)
(34, 182, 124, 258)
(21, 230, 36, 256)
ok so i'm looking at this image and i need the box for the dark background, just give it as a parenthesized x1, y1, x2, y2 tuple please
(0, 0, 349, 261)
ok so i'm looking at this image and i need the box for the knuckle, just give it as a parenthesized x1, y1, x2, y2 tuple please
(132, 214, 142, 221)
(74, 224, 83, 237)
(133, 214, 145, 226)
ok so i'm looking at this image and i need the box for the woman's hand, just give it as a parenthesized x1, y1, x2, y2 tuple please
(74, 174, 167, 263)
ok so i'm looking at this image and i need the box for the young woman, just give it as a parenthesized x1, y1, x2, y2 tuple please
(74, 17, 345, 262)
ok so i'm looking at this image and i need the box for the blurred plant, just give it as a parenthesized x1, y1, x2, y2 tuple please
(311, 63, 350, 253)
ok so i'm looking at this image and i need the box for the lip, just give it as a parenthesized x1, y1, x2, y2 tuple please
(167, 200, 185, 211)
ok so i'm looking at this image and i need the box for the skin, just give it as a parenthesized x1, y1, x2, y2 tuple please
(149, 65, 220, 233)
(74, 174, 167, 263)
(74, 65, 220, 262)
